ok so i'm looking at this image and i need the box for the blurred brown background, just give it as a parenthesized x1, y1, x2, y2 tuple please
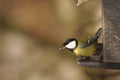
(0, 0, 120, 80)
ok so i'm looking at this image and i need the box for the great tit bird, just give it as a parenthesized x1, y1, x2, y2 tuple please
(60, 28, 103, 61)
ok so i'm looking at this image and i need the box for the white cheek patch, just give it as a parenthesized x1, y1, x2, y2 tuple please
(65, 41, 76, 49)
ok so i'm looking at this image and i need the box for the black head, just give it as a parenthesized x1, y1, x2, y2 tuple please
(62, 38, 78, 50)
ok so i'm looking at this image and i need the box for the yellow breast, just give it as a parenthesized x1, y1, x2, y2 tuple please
(74, 40, 97, 57)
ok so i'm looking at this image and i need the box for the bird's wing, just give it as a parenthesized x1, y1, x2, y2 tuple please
(80, 28, 102, 48)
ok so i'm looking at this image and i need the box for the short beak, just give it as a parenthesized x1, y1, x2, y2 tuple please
(59, 46, 66, 50)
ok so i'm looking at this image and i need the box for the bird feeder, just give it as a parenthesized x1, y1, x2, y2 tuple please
(78, 0, 120, 69)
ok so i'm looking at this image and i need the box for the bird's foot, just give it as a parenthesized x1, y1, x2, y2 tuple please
(76, 56, 88, 62)
(90, 54, 103, 62)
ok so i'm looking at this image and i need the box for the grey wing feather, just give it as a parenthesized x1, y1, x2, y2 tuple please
(80, 28, 102, 48)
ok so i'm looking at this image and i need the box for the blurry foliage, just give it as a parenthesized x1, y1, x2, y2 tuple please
(0, 0, 120, 80)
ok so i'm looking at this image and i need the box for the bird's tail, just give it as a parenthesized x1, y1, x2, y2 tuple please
(89, 28, 102, 43)
(95, 28, 102, 38)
